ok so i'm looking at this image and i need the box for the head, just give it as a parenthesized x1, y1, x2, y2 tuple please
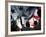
(28, 7, 41, 29)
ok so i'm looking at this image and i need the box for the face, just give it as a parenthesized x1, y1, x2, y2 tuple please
(29, 9, 40, 29)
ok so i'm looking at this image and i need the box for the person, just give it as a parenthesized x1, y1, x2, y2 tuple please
(26, 7, 41, 30)
(29, 8, 40, 29)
